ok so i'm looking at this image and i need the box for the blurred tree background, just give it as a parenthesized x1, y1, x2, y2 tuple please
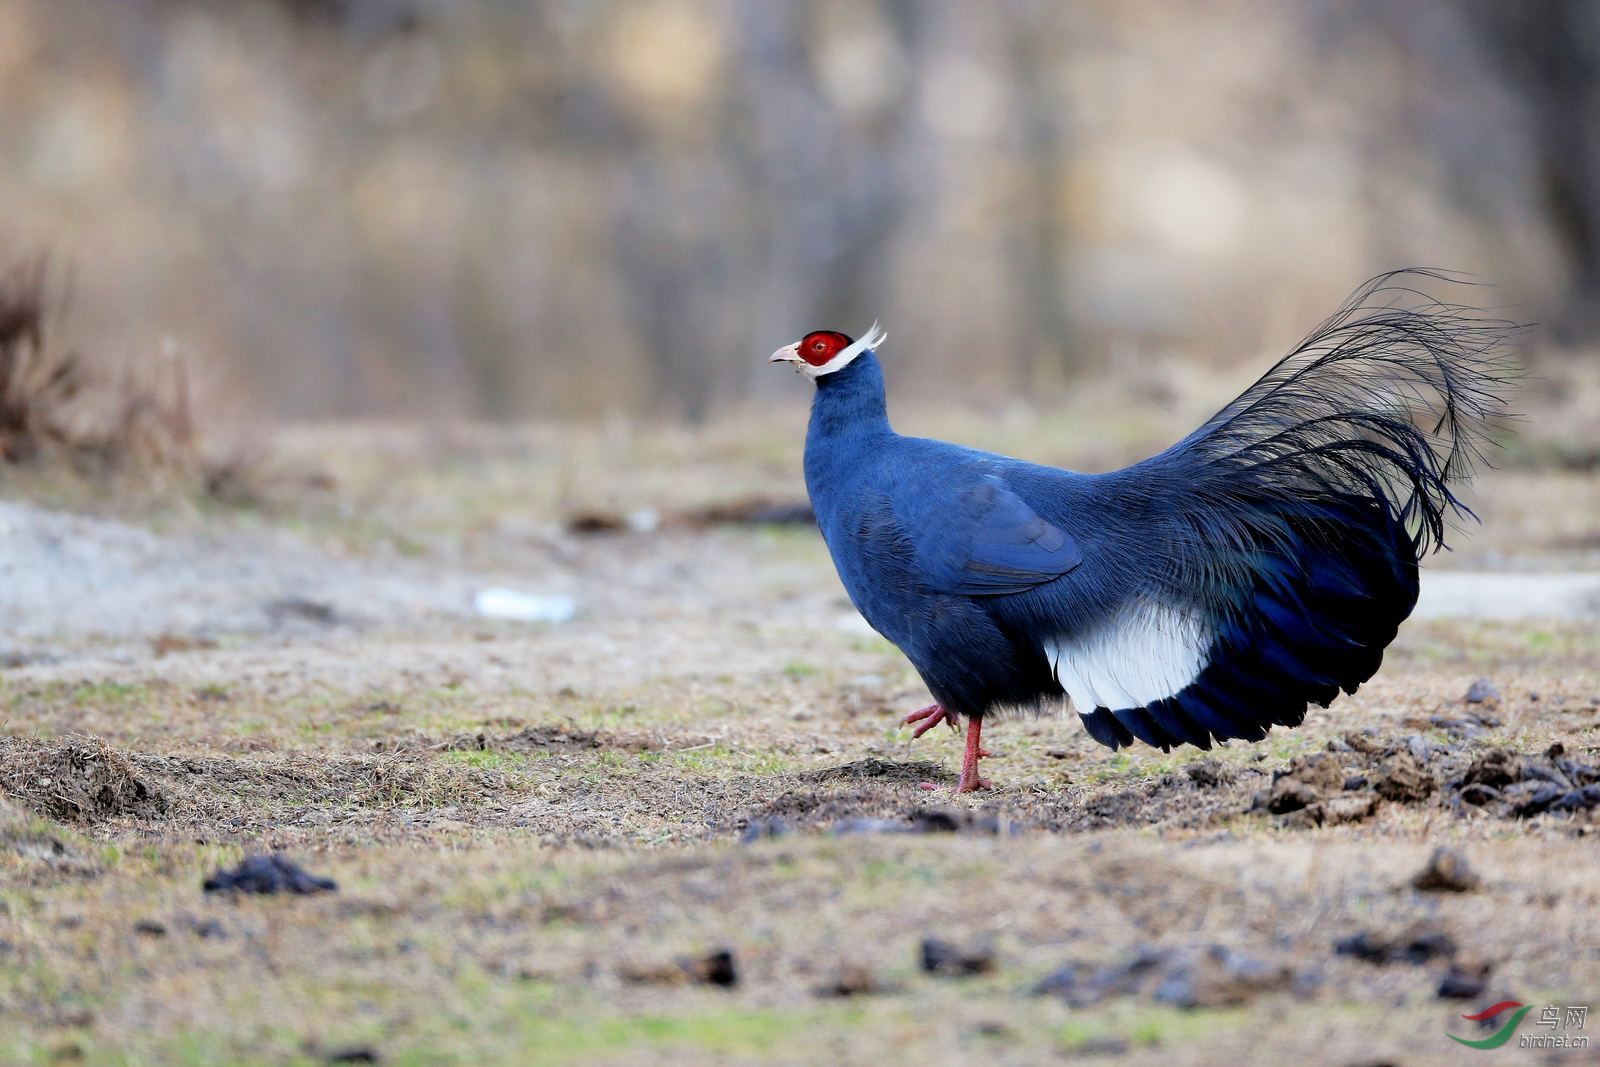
(0, 0, 1594, 422)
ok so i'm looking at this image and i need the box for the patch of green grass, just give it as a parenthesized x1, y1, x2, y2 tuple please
(66, 680, 154, 708)
(782, 661, 819, 679)
(1055, 1002, 1252, 1051)
(629, 743, 796, 776)
(668, 742, 793, 777)
(493, 1002, 869, 1065)
(438, 750, 527, 771)
(35, 971, 870, 1067)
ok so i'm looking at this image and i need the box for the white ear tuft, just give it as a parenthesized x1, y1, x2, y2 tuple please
(810, 319, 887, 378)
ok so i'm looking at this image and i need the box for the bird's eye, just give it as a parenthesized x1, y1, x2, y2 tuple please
(813, 341, 826, 352)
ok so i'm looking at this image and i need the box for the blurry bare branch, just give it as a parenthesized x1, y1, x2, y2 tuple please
(0, 254, 197, 474)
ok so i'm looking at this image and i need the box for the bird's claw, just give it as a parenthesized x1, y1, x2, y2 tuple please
(901, 703, 960, 739)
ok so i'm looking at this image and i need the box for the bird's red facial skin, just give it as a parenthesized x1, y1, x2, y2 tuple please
(798, 331, 853, 367)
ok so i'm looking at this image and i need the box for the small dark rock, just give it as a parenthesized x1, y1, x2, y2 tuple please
(625, 949, 740, 988)
(1514, 785, 1572, 817)
(1438, 744, 1600, 818)
(1456, 783, 1502, 806)
(133, 920, 167, 937)
(1036, 944, 1299, 1010)
(739, 817, 791, 843)
(1397, 926, 1458, 965)
(203, 854, 337, 895)
(191, 919, 226, 939)
(1519, 783, 1600, 817)
(1334, 923, 1456, 965)
(1465, 679, 1501, 705)
(1437, 959, 1492, 1000)
(1557, 784, 1600, 811)
(1332, 931, 1389, 964)
(1083, 946, 1169, 1003)
(920, 937, 995, 978)
(907, 809, 962, 833)
(324, 1048, 380, 1064)
(1558, 757, 1600, 786)
(1411, 847, 1480, 893)
(684, 948, 738, 988)
(565, 511, 628, 535)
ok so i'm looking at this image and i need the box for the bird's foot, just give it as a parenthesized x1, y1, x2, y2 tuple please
(914, 714, 994, 793)
(955, 768, 993, 793)
(901, 703, 960, 739)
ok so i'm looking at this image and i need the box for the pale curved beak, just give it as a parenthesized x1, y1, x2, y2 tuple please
(769, 342, 800, 364)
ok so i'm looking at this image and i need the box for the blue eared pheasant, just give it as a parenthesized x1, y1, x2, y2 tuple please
(770, 271, 1515, 793)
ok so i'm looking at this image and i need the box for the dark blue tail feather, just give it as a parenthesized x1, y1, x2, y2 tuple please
(1081, 495, 1422, 751)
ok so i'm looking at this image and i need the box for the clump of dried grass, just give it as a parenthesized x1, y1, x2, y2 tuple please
(127, 748, 523, 822)
(0, 734, 168, 823)
(0, 255, 234, 483)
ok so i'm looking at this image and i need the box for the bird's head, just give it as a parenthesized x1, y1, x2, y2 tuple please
(769, 322, 887, 381)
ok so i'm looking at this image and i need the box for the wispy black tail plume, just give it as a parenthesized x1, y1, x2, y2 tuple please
(1180, 268, 1521, 555)
(1075, 271, 1523, 753)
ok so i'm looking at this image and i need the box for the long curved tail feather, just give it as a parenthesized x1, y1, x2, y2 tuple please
(1071, 270, 1520, 751)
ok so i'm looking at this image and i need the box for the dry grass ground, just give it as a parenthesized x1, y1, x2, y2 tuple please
(2, 411, 1599, 1066)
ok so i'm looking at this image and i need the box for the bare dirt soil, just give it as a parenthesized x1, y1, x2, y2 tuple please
(2, 417, 1599, 1066)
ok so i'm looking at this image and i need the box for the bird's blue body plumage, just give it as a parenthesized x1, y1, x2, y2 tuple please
(800, 271, 1516, 751)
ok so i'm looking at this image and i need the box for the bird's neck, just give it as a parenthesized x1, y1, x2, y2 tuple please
(807, 354, 892, 446)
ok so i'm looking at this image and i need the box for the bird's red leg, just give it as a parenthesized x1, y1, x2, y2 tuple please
(901, 703, 959, 739)
(905, 706, 994, 791)
(954, 716, 992, 793)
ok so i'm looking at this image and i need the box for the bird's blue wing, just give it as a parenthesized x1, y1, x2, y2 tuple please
(915, 476, 1083, 596)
